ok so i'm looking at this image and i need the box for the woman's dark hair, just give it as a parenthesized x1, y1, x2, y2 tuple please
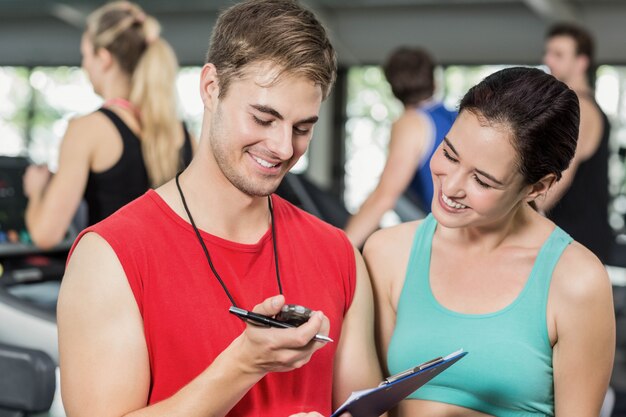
(459, 67, 579, 186)
(383, 47, 435, 106)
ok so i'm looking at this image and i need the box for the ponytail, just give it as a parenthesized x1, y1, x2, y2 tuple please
(130, 34, 181, 187)
(87, 2, 183, 187)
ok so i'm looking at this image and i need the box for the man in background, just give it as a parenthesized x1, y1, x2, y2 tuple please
(541, 22, 612, 264)
(344, 47, 456, 248)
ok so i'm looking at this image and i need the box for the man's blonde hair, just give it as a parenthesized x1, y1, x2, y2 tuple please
(206, 0, 337, 100)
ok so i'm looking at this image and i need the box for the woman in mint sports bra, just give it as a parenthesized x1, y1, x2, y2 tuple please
(363, 67, 614, 417)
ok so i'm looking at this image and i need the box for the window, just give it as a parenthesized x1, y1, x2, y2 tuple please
(0, 65, 205, 170)
(0, 67, 31, 157)
(597, 65, 626, 240)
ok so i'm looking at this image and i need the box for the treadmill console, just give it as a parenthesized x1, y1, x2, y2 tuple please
(0, 156, 76, 257)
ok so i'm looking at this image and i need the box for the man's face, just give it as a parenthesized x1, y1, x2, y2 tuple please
(205, 63, 323, 197)
(543, 35, 581, 82)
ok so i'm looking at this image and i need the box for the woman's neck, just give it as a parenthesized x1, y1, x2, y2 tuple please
(103, 97, 135, 111)
(100, 71, 132, 102)
(442, 204, 535, 253)
(406, 96, 435, 110)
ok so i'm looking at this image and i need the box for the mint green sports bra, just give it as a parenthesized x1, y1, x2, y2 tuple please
(387, 214, 572, 417)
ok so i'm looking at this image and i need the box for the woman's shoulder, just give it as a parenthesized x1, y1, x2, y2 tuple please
(69, 109, 107, 124)
(64, 109, 140, 145)
(552, 237, 611, 304)
(365, 219, 421, 249)
(549, 235, 614, 356)
(56, 111, 111, 153)
(394, 108, 429, 132)
(362, 220, 424, 292)
(63, 110, 113, 136)
(71, 108, 140, 132)
(363, 220, 422, 266)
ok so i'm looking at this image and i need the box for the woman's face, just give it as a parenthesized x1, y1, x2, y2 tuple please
(429, 110, 532, 229)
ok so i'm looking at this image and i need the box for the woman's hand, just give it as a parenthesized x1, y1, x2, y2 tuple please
(23, 164, 51, 198)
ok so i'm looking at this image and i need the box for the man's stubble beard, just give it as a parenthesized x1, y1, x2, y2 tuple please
(209, 105, 286, 197)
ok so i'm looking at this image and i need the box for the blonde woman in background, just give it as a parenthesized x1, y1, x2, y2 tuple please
(23, 1, 194, 249)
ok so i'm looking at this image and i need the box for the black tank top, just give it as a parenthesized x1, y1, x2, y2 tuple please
(83, 108, 193, 225)
(548, 96, 612, 263)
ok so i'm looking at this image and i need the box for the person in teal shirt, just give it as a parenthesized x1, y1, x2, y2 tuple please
(364, 67, 614, 417)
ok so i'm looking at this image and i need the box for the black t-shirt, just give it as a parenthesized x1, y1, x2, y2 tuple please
(548, 96, 612, 263)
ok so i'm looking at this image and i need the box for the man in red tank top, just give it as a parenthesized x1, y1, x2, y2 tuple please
(57, 1, 382, 417)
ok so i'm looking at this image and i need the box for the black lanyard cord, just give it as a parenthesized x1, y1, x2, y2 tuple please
(175, 171, 282, 307)
(268, 195, 283, 295)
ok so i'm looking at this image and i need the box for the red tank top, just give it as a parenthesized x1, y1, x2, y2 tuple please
(73, 190, 356, 415)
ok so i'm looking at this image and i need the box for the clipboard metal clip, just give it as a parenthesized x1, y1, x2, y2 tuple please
(380, 356, 444, 386)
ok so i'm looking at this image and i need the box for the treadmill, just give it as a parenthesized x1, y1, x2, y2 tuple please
(275, 173, 425, 234)
(0, 156, 76, 417)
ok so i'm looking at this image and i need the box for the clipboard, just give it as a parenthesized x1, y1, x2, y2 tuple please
(331, 349, 467, 417)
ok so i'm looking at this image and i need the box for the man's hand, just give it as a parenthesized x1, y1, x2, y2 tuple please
(233, 294, 331, 375)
